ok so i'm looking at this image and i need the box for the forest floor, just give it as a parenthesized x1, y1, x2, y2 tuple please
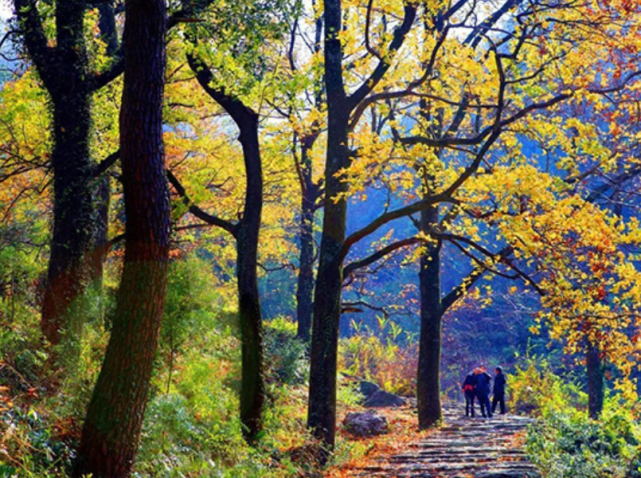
(328, 403, 539, 478)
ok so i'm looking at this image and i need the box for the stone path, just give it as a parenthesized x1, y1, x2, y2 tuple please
(357, 405, 539, 478)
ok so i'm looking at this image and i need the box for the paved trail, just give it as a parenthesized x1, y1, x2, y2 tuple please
(358, 405, 539, 478)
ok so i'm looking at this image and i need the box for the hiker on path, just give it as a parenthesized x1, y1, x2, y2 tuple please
(492, 366, 507, 415)
(462, 370, 477, 417)
(475, 365, 493, 418)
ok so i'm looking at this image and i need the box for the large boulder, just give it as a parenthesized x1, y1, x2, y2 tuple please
(359, 380, 380, 399)
(343, 411, 389, 437)
(363, 390, 406, 408)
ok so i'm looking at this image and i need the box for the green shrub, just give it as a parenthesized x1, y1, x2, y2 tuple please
(527, 406, 641, 478)
(263, 317, 307, 386)
(509, 355, 585, 417)
(338, 319, 417, 395)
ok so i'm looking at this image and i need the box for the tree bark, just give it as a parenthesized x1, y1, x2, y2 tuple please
(296, 143, 317, 342)
(73, 0, 170, 475)
(416, 204, 443, 429)
(41, 88, 94, 346)
(307, 64, 350, 455)
(186, 52, 265, 442)
(236, 115, 265, 443)
(587, 341, 605, 419)
(33, 2, 95, 347)
(14, 0, 120, 347)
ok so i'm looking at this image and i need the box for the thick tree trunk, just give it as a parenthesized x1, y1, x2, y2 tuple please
(38, 4, 95, 347)
(307, 240, 344, 454)
(417, 204, 443, 429)
(587, 342, 604, 419)
(296, 146, 316, 342)
(41, 93, 94, 346)
(237, 244, 264, 441)
(73, 1, 169, 476)
(236, 116, 265, 443)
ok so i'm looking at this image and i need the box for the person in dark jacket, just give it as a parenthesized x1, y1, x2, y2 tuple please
(462, 370, 477, 417)
(475, 365, 493, 418)
(492, 366, 507, 415)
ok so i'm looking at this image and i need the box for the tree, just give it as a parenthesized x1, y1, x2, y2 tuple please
(274, 4, 326, 341)
(163, 0, 294, 440)
(73, 0, 171, 474)
(307, 0, 567, 450)
(169, 48, 266, 439)
(307, 0, 418, 454)
(12, 0, 122, 347)
(305, 0, 641, 448)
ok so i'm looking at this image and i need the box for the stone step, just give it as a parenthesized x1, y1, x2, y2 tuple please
(388, 454, 525, 461)
(346, 410, 539, 478)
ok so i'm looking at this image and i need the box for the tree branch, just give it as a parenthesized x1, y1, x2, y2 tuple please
(166, 169, 238, 236)
(341, 193, 456, 256)
(88, 55, 124, 92)
(344, 236, 422, 277)
(441, 245, 513, 312)
(93, 150, 120, 178)
(347, 3, 417, 110)
(14, 0, 57, 89)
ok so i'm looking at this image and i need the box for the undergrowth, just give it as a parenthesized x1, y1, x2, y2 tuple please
(0, 254, 366, 477)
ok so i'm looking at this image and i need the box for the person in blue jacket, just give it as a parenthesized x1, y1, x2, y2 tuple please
(475, 365, 493, 418)
(492, 366, 507, 415)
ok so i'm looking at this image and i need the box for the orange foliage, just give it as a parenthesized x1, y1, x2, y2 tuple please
(327, 405, 431, 478)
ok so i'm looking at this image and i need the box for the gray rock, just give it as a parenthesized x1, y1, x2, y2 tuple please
(364, 389, 407, 408)
(343, 411, 389, 437)
(360, 380, 381, 399)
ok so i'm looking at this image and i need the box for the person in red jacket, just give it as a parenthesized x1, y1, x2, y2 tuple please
(462, 369, 478, 417)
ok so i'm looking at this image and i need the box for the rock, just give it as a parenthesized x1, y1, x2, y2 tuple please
(343, 411, 389, 437)
(363, 390, 407, 408)
(360, 380, 381, 399)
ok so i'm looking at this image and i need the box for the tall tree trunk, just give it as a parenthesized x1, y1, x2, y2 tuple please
(308, 0, 350, 455)
(587, 341, 604, 419)
(236, 114, 265, 443)
(417, 204, 443, 429)
(186, 52, 266, 443)
(308, 0, 415, 457)
(16, 0, 120, 348)
(87, 3, 118, 310)
(41, 92, 94, 346)
(295, 10, 322, 341)
(73, 1, 169, 475)
(307, 116, 349, 455)
(296, 145, 316, 342)
(37, 4, 95, 347)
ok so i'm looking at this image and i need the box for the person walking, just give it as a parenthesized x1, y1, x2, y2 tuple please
(475, 365, 493, 418)
(492, 366, 507, 415)
(462, 370, 477, 417)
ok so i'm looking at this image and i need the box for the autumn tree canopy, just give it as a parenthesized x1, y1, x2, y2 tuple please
(0, 0, 640, 476)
